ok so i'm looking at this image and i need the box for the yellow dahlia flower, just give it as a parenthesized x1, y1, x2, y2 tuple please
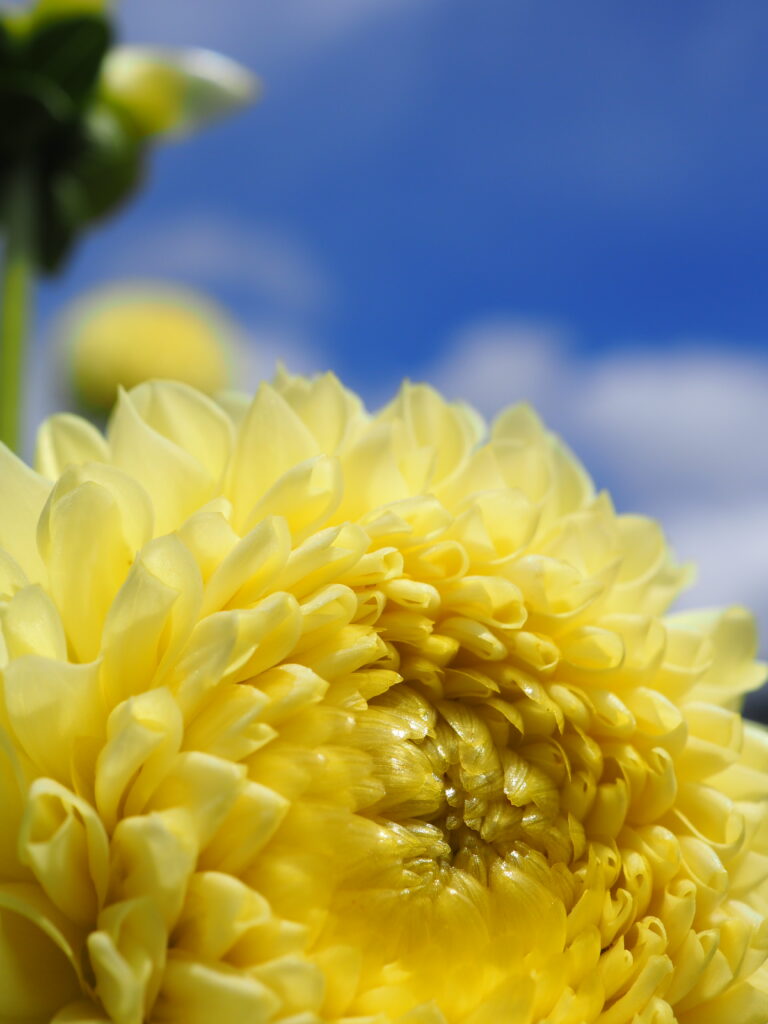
(64, 285, 235, 411)
(1, 373, 767, 1024)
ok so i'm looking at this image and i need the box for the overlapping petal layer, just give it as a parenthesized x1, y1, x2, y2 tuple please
(1, 373, 767, 1024)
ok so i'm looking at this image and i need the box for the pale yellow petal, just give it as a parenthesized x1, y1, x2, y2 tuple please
(0, 584, 67, 660)
(0, 443, 50, 583)
(109, 388, 216, 535)
(35, 413, 109, 479)
(228, 382, 319, 531)
(3, 656, 103, 783)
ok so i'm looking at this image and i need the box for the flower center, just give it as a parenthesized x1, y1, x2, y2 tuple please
(358, 683, 580, 889)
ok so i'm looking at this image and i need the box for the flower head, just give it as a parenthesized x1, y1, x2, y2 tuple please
(62, 283, 236, 410)
(1, 373, 767, 1023)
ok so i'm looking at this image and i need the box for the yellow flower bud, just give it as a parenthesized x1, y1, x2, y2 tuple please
(63, 283, 236, 409)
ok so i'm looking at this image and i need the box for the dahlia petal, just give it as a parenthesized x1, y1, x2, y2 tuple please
(229, 383, 320, 531)
(337, 424, 413, 521)
(109, 388, 217, 534)
(154, 952, 282, 1023)
(182, 681, 274, 761)
(176, 498, 239, 581)
(674, 781, 745, 854)
(19, 778, 109, 926)
(0, 445, 50, 584)
(677, 978, 768, 1024)
(4, 656, 103, 783)
(665, 928, 721, 1005)
(677, 703, 742, 779)
(0, 734, 26, 879)
(88, 897, 166, 1024)
(311, 944, 363, 1017)
(200, 778, 289, 874)
(251, 954, 325, 1015)
(729, 850, 768, 896)
(243, 455, 343, 540)
(51, 1001, 110, 1022)
(37, 464, 154, 660)
(547, 972, 604, 1024)
(461, 976, 536, 1024)
(677, 607, 766, 705)
(0, 549, 27, 605)
(173, 871, 271, 961)
(1, 583, 66, 660)
(0, 900, 81, 1020)
(95, 688, 183, 832)
(274, 369, 367, 453)
(597, 954, 673, 1024)
(36, 414, 110, 479)
(168, 592, 301, 713)
(282, 523, 369, 598)
(109, 810, 198, 928)
(100, 538, 200, 705)
(296, 589, 360, 651)
(382, 383, 480, 484)
(127, 380, 234, 483)
(146, 751, 244, 848)
(559, 625, 626, 673)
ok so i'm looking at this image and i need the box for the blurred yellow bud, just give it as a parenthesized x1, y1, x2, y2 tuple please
(101, 46, 260, 138)
(63, 283, 237, 410)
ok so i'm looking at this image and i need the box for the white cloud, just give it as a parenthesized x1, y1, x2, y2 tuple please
(429, 320, 768, 649)
(100, 213, 333, 314)
(665, 500, 768, 615)
(578, 348, 768, 503)
(118, 0, 429, 69)
(429, 320, 572, 418)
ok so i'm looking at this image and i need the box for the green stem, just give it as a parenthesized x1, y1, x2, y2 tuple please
(0, 164, 36, 454)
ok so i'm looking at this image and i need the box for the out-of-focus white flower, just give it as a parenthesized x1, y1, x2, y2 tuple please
(101, 45, 260, 138)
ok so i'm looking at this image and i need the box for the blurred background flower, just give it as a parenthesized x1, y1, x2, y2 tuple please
(100, 45, 259, 139)
(62, 282, 236, 410)
(16, 1, 768, 692)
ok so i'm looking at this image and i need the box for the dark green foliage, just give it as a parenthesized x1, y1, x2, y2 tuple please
(0, 12, 145, 272)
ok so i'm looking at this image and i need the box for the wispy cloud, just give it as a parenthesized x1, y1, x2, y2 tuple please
(429, 320, 768, 650)
(118, 0, 431, 70)
(93, 213, 333, 316)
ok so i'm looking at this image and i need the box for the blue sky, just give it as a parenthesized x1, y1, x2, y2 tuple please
(42, 0, 768, 372)
(29, 0, 768, 675)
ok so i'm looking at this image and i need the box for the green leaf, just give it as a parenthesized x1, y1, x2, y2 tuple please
(22, 14, 111, 108)
(37, 106, 145, 272)
(0, 70, 75, 157)
(0, 21, 12, 62)
(72, 106, 144, 219)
